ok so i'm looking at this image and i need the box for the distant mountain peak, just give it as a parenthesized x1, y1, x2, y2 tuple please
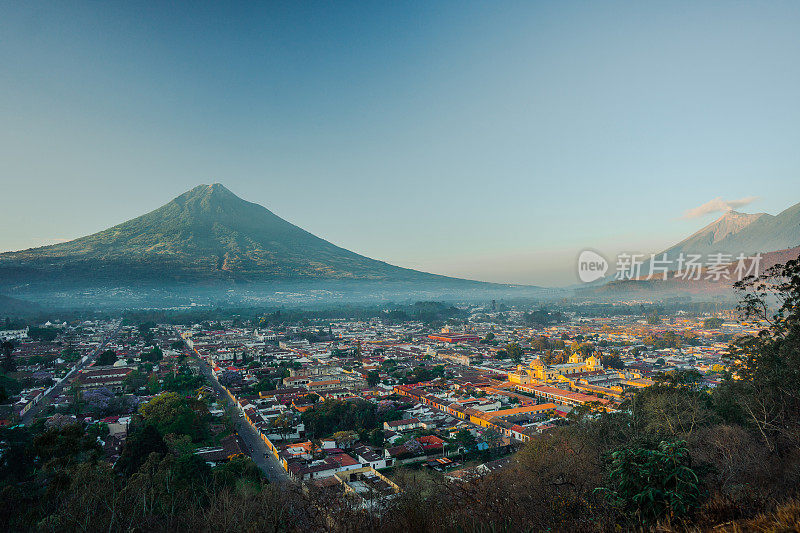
(205, 182, 233, 195)
(656, 200, 800, 260)
(716, 209, 760, 221)
(703, 210, 767, 244)
(180, 182, 238, 202)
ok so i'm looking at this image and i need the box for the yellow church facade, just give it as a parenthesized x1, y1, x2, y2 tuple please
(508, 353, 602, 385)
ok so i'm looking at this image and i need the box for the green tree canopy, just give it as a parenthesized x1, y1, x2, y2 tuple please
(138, 392, 209, 441)
(95, 349, 117, 366)
(505, 343, 523, 364)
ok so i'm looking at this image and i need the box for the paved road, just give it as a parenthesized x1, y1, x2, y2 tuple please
(22, 322, 121, 425)
(195, 357, 290, 484)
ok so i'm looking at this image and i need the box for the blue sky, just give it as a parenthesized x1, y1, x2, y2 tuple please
(1, 1, 799, 285)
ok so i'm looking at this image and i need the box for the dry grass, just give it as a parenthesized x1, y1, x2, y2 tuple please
(654, 499, 800, 533)
(724, 499, 800, 532)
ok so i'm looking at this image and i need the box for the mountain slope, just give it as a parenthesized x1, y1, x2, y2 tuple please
(659, 202, 800, 259)
(708, 202, 800, 256)
(661, 210, 769, 258)
(0, 184, 469, 286)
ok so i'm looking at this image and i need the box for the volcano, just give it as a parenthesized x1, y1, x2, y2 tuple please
(0, 184, 469, 288)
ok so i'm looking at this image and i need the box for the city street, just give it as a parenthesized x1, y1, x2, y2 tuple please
(195, 357, 290, 484)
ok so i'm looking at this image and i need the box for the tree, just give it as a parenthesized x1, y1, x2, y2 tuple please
(212, 455, 263, 488)
(724, 257, 800, 454)
(601, 353, 625, 369)
(137, 322, 155, 335)
(219, 370, 243, 388)
(482, 428, 502, 454)
(368, 427, 384, 448)
(402, 365, 444, 385)
(301, 398, 393, 438)
(146, 373, 161, 394)
(572, 342, 595, 357)
(453, 429, 477, 453)
(67, 383, 83, 416)
(27, 327, 58, 342)
(529, 336, 549, 351)
(161, 367, 204, 394)
(598, 440, 701, 523)
(0, 373, 21, 403)
(83, 387, 115, 416)
(249, 377, 276, 394)
(333, 430, 359, 449)
(172, 452, 212, 489)
(1, 341, 15, 373)
(628, 370, 715, 438)
(61, 346, 81, 363)
(30, 424, 101, 482)
(141, 346, 163, 363)
(505, 343, 523, 364)
(524, 308, 565, 327)
(115, 423, 167, 476)
(138, 392, 209, 441)
(366, 370, 380, 388)
(95, 349, 117, 366)
(270, 412, 294, 440)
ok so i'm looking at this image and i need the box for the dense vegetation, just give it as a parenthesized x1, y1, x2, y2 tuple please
(0, 390, 274, 531)
(301, 398, 404, 440)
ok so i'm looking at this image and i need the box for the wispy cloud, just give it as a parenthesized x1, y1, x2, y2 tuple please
(683, 196, 759, 219)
